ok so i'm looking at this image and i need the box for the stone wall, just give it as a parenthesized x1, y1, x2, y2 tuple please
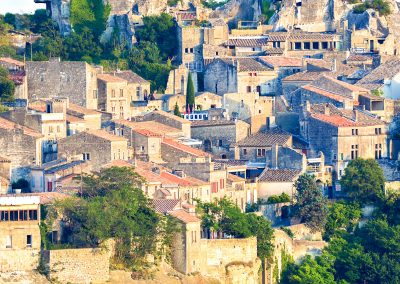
(0, 250, 40, 272)
(0, 128, 42, 181)
(204, 60, 237, 96)
(43, 247, 110, 283)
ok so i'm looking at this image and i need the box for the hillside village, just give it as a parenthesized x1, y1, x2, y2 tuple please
(1, 0, 400, 283)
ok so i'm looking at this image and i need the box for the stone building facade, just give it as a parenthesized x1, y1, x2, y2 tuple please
(0, 195, 41, 272)
(58, 130, 129, 172)
(191, 120, 250, 158)
(224, 92, 274, 121)
(0, 117, 43, 181)
(301, 103, 388, 179)
(26, 58, 100, 109)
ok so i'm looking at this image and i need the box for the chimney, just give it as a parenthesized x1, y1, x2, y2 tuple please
(353, 110, 358, 122)
(151, 166, 160, 175)
(173, 169, 186, 178)
(324, 104, 330, 116)
(271, 144, 279, 169)
(331, 58, 337, 72)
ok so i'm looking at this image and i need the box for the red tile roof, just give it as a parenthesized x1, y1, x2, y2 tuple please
(302, 84, 347, 103)
(0, 57, 24, 67)
(169, 209, 201, 223)
(160, 172, 192, 186)
(162, 138, 210, 157)
(0, 117, 43, 138)
(133, 128, 162, 137)
(97, 73, 127, 83)
(259, 56, 303, 68)
(152, 199, 181, 214)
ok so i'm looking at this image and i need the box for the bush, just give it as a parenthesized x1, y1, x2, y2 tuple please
(353, 0, 391, 16)
(267, 192, 291, 204)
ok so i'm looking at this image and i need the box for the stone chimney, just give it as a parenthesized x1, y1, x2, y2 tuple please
(324, 104, 330, 116)
(353, 110, 358, 122)
(271, 144, 279, 169)
(331, 59, 337, 72)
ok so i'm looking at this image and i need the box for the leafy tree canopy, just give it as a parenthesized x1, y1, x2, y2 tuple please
(292, 174, 329, 233)
(340, 158, 385, 204)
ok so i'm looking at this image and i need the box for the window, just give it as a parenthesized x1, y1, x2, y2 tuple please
(5, 236, 11, 248)
(185, 48, 189, 53)
(93, 90, 98, 99)
(375, 144, 382, 159)
(136, 86, 141, 97)
(351, 145, 359, 160)
(312, 42, 319, 49)
(340, 153, 344, 160)
(29, 210, 38, 220)
(246, 86, 251, 93)
(49, 126, 53, 133)
(257, 148, 266, 157)
(220, 179, 225, 190)
(111, 89, 115, 98)
(120, 89, 124, 97)
(375, 128, 382, 134)
(111, 106, 116, 112)
(26, 235, 32, 248)
(9, 211, 18, 221)
(243, 149, 247, 155)
(83, 153, 90, 161)
(218, 139, 223, 147)
(211, 182, 219, 193)
(333, 154, 337, 160)
(256, 86, 261, 93)
(352, 129, 358, 135)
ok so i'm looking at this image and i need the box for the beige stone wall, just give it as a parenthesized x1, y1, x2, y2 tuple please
(44, 247, 110, 283)
(85, 64, 101, 110)
(0, 249, 40, 272)
(224, 92, 274, 121)
(237, 70, 278, 95)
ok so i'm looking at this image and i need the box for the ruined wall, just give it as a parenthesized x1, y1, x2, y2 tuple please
(204, 60, 237, 96)
(43, 248, 110, 283)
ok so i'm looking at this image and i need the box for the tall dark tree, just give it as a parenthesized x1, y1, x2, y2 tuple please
(186, 72, 195, 112)
(173, 102, 181, 117)
(292, 174, 328, 232)
(340, 158, 385, 203)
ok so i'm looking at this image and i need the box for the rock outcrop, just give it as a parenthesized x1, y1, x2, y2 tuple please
(210, 0, 263, 24)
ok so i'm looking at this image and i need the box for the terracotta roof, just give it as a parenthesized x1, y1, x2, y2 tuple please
(302, 84, 347, 102)
(235, 128, 291, 147)
(347, 54, 372, 62)
(86, 130, 127, 142)
(97, 73, 127, 83)
(258, 168, 301, 182)
(356, 59, 400, 90)
(227, 173, 245, 182)
(112, 70, 149, 84)
(0, 57, 24, 67)
(169, 209, 201, 223)
(259, 56, 303, 68)
(160, 172, 192, 186)
(66, 114, 85, 123)
(309, 103, 386, 127)
(0, 117, 43, 138)
(9, 70, 25, 84)
(152, 199, 181, 214)
(114, 119, 184, 137)
(133, 128, 162, 137)
(177, 11, 197, 21)
(68, 103, 100, 116)
(283, 71, 329, 82)
(264, 48, 285, 55)
(226, 37, 269, 47)
(266, 33, 289, 41)
(0, 156, 11, 163)
(162, 138, 210, 157)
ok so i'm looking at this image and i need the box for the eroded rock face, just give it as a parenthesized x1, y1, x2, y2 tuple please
(210, 0, 262, 24)
(271, 0, 347, 32)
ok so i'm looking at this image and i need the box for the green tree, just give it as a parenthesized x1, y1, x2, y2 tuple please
(173, 102, 181, 117)
(324, 201, 361, 241)
(186, 72, 195, 112)
(0, 72, 15, 102)
(135, 13, 177, 60)
(281, 254, 336, 284)
(292, 174, 328, 232)
(340, 158, 385, 203)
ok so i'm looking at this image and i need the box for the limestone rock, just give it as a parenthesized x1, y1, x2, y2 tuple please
(210, 0, 263, 24)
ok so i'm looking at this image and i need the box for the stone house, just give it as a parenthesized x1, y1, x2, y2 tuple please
(224, 92, 274, 121)
(301, 103, 388, 179)
(204, 58, 278, 96)
(113, 120, 163, 162)
(233, 128, 292, 162)
(158, 94, 187, 113)
(97, 73, 130, 119)
(0, 117, 43, 181)
(289, 74, 372, 112)
(195, 92, 222, 110)
(191, 119, 250, 158)
(0, 195, 41, 271)
(225, 36, 269, 56)
(256, 168, 302, 201)
(356, 59, 400, 99)
(58, 130, 129, 172)
(282, 70, 329, 99)
(112, 70, 150, 101)
(30, 159, 89, 193)
(265, 144, 307, 172)
(26, 58, 100, 109)
(66, 103, 102, 134)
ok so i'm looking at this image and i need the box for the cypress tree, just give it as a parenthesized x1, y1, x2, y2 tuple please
(186, 72, 195, 112)
(173, 102, 181, 117)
